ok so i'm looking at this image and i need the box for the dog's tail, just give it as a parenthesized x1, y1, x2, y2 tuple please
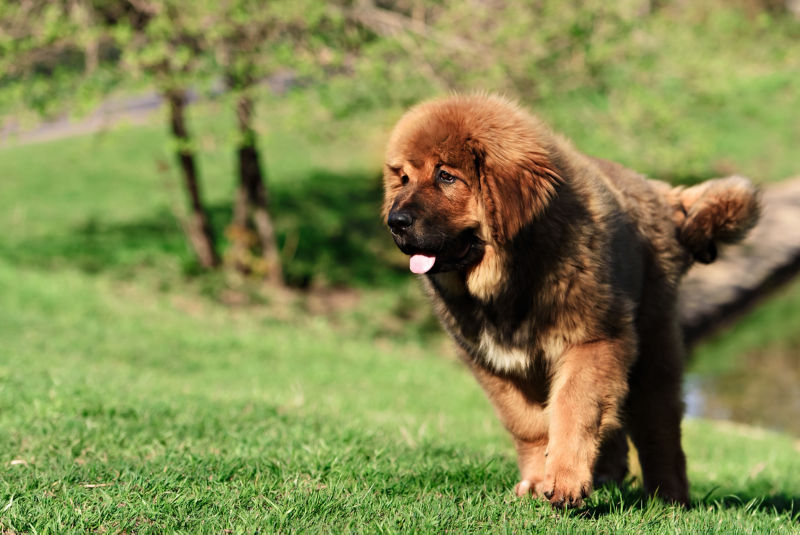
(671, 176, 761, 264)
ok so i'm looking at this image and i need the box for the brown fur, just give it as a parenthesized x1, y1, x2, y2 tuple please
(383, 94, 760, 508)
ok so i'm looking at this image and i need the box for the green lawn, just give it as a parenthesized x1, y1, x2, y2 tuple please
(1, 101, 799, 532)
(2, 253, 800, 533)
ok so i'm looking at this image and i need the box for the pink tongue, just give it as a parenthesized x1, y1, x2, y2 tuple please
(409, 254, 436, 274)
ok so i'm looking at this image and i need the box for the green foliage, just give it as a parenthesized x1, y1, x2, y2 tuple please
(106, 0, 210, 93)
(0, 2, 92, 117)
(3, 1, 799, 183)
(207, 0, 355, 82)
(332, 1, 800, 182)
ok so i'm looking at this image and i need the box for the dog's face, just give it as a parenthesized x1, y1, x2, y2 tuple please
(383, 95, 562, 275)
(383, 119, 486, 274)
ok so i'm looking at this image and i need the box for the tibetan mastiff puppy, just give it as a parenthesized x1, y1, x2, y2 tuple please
(382, 94, 759, 508)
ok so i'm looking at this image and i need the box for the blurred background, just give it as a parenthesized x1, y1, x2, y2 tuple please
(2, 0, 799, 432)
(1, 1, 799, 528)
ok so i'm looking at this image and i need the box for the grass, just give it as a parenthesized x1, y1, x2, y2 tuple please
(0, 103, 406, 290)
(2, 33, 800, 528)
(538, 68, 800, 186)
(2, 255, 800, 533)
(533, 10, 800, 185)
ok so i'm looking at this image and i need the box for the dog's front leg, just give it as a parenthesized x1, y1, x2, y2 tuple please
(536, 339, 632, 508)
(467, 362, 550, 496)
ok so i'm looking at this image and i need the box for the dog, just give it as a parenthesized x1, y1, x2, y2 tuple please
(382, 94, 759, 508)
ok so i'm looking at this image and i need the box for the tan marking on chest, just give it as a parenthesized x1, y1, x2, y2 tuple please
(478, 331, 530, 374)
(478, 329, 577, 374)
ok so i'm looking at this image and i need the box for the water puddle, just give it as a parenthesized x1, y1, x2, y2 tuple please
(684, 348, 800, 436)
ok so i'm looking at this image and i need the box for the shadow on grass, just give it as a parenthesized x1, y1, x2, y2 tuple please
(0, 208, 190, 277)
(692, 489, 799, 519)
(1, 168, 407, 288)
(387, 451, 799, 520)
(576, 482, 798, 520)
(271, 169, 405, 288)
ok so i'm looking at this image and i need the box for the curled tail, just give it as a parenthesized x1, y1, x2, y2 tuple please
(672, 176, 761, 264)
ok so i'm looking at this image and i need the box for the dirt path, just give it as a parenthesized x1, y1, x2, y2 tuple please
(0, 91, 164, 146)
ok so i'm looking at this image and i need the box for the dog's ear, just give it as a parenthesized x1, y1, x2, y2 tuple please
(473, 145, 561, 244)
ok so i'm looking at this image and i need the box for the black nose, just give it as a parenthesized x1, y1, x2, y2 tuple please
(388, 210, 414, 232)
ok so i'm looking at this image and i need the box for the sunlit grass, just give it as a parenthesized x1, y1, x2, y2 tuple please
(2, 257, 799, 533)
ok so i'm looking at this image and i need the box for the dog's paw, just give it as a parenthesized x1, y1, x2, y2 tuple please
(535, 470, 592, 508)
(514, 479, 542, 497)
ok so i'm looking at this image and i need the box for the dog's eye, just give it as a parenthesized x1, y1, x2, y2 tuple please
(401, 174, 409, 185)
(437, 169, 456, 185)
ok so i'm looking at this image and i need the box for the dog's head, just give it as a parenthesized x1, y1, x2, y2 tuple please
(383, 94, 561, 276)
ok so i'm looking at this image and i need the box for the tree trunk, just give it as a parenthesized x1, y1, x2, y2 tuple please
(166, 88, 220, 269)
(84, 38, 99, 75)
(229, 93, 283, 284)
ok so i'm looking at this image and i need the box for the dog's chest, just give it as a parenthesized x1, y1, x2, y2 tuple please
(476, 330, 534, 374)
(433, 300, 564, 375)
(426, 273, 580, 374)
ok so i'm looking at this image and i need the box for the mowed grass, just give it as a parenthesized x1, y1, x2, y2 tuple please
(2, 259, 800, 533)
(1, 104, 799, 532)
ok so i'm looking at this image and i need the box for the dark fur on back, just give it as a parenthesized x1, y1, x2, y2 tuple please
(383, 94, 760, 508)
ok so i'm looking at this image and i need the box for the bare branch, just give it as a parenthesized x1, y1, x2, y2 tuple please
(126, 0, 160, 16)
(349, 1, 478, 53)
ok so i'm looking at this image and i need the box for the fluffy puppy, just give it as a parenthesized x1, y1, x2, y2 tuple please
(382, 94, 759, 508)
